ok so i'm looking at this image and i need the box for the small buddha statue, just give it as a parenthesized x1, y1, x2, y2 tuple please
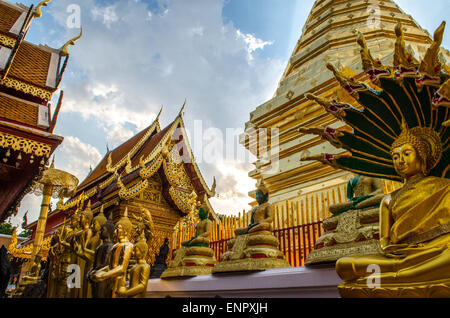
(73, 202, 94, 297)
(213, 178, 290, 273)
(87, 213, 115, 298)
(305, 175, 385, 265)
(336, 124, 450, 297)
(329, 175, 384, 215)
(234, 179, 273, 236)
(46, 233, 60, 298)
(150, 238, 170, 279)
(22, 252, 42, 284)
(91, 207, 134, 298)
(116, 232, 150, 298)
(161, 202, 217, 278)
(57, 212, 81, 298)
(181, 204, 212, 247)
(78, 205, 107, 298)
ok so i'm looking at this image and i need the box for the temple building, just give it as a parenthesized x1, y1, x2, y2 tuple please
(24, 105, 219, 263)
(0, 0, 71, 222)
(240, 0, 450, 222)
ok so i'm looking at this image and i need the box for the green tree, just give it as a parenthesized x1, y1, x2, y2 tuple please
(0, 222, 14, 235)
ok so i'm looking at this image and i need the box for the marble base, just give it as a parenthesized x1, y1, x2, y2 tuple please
(146, 265, 341, 298)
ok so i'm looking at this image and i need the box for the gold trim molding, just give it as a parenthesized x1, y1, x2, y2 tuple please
(0, 34, 16, 48)
(0, 131, 52, 157)
(0, 77, 52, 100)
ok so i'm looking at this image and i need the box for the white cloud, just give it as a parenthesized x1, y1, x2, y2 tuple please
(21, 0, 286, 218)
(236, 30, 274, 61)
(54, 136, 103, 182)
(91, 5, 119, 29)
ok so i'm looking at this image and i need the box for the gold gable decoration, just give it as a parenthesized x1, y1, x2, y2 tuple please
(139, 154, 164, 179)
(105, 120, 161, 174)
(0, 77, 52, 100)
(117, 177, 149, 200)
(0, 131, 52, 157)
(8, 229, 52, 260)
(56, 187, 97, 211)
(168, 187, 192, 215)
(0, 34, 16, 48)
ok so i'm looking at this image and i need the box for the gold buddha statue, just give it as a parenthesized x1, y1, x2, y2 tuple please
(116, 232, 150, 298)
(87, 214, 115, 298)
(77, 205, 107, 298)
(305, 174, 385, 265)
(72, 202, 94, 297)
(329, 175, 384, 215)
(57, 212, 81, 298)
(336, 124, 450, 297)
(161, 202, 217, 278)
(213, 178, 290, 273)
(298, 21, 450, 297)
(91, 207, 134, 298)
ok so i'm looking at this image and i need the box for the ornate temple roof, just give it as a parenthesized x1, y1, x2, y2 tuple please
(0, 1, 70, 101)
(54, 106, 218, 224)
(78, 118, 162, 190)
(0, 0, 78, 221)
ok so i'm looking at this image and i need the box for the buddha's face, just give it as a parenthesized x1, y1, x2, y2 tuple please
(93, 220, 101, 233)
(134, 246, 142, 260)
(255, 190, 267, 205)
(70, 216, 78, 228)
(80, 215, 87, 227)
(392, 143, 423, 179)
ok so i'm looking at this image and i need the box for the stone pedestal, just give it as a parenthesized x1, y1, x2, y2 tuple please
(161, 246, 217, 278)
(147, 266, 341, 298)
(306, 207, 383, 265)
(212, 230, 290, 273)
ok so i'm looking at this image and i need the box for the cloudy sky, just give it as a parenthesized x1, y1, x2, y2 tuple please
(9, 0, 449, 228)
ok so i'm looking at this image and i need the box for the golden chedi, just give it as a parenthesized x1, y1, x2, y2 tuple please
(213, 179, 290, 273)
(300, 21, 450, 297)
(305, 175, 384, 265)
(161, 202, 217, 278)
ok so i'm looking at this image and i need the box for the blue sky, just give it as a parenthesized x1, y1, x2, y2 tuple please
(9, 0, 450, 228)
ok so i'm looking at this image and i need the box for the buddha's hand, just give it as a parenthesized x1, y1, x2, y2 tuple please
(92, 271, 105, 282)
(379, 237, 390, 251)
(117, 287, 127, 297)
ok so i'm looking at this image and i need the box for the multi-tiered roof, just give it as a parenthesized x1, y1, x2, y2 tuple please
(0, 0, 79, 221)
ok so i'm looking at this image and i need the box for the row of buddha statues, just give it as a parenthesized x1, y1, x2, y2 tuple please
(19, 204, 154, 298)
(15, 176, 290, 298)
(16, 128, 450, 298)
(161, 179, 290, 278)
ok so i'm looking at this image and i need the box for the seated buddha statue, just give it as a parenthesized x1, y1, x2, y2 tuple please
(181, 204, 212, 247)
(213, 178, 290, 273)
(116, 232, 150, 298)
(329, 175, 384, 215)
(161, 203, 217, 278)
(336, 125, 450, 297)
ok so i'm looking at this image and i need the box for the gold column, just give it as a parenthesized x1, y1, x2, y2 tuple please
(30, 183, 53, 265)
